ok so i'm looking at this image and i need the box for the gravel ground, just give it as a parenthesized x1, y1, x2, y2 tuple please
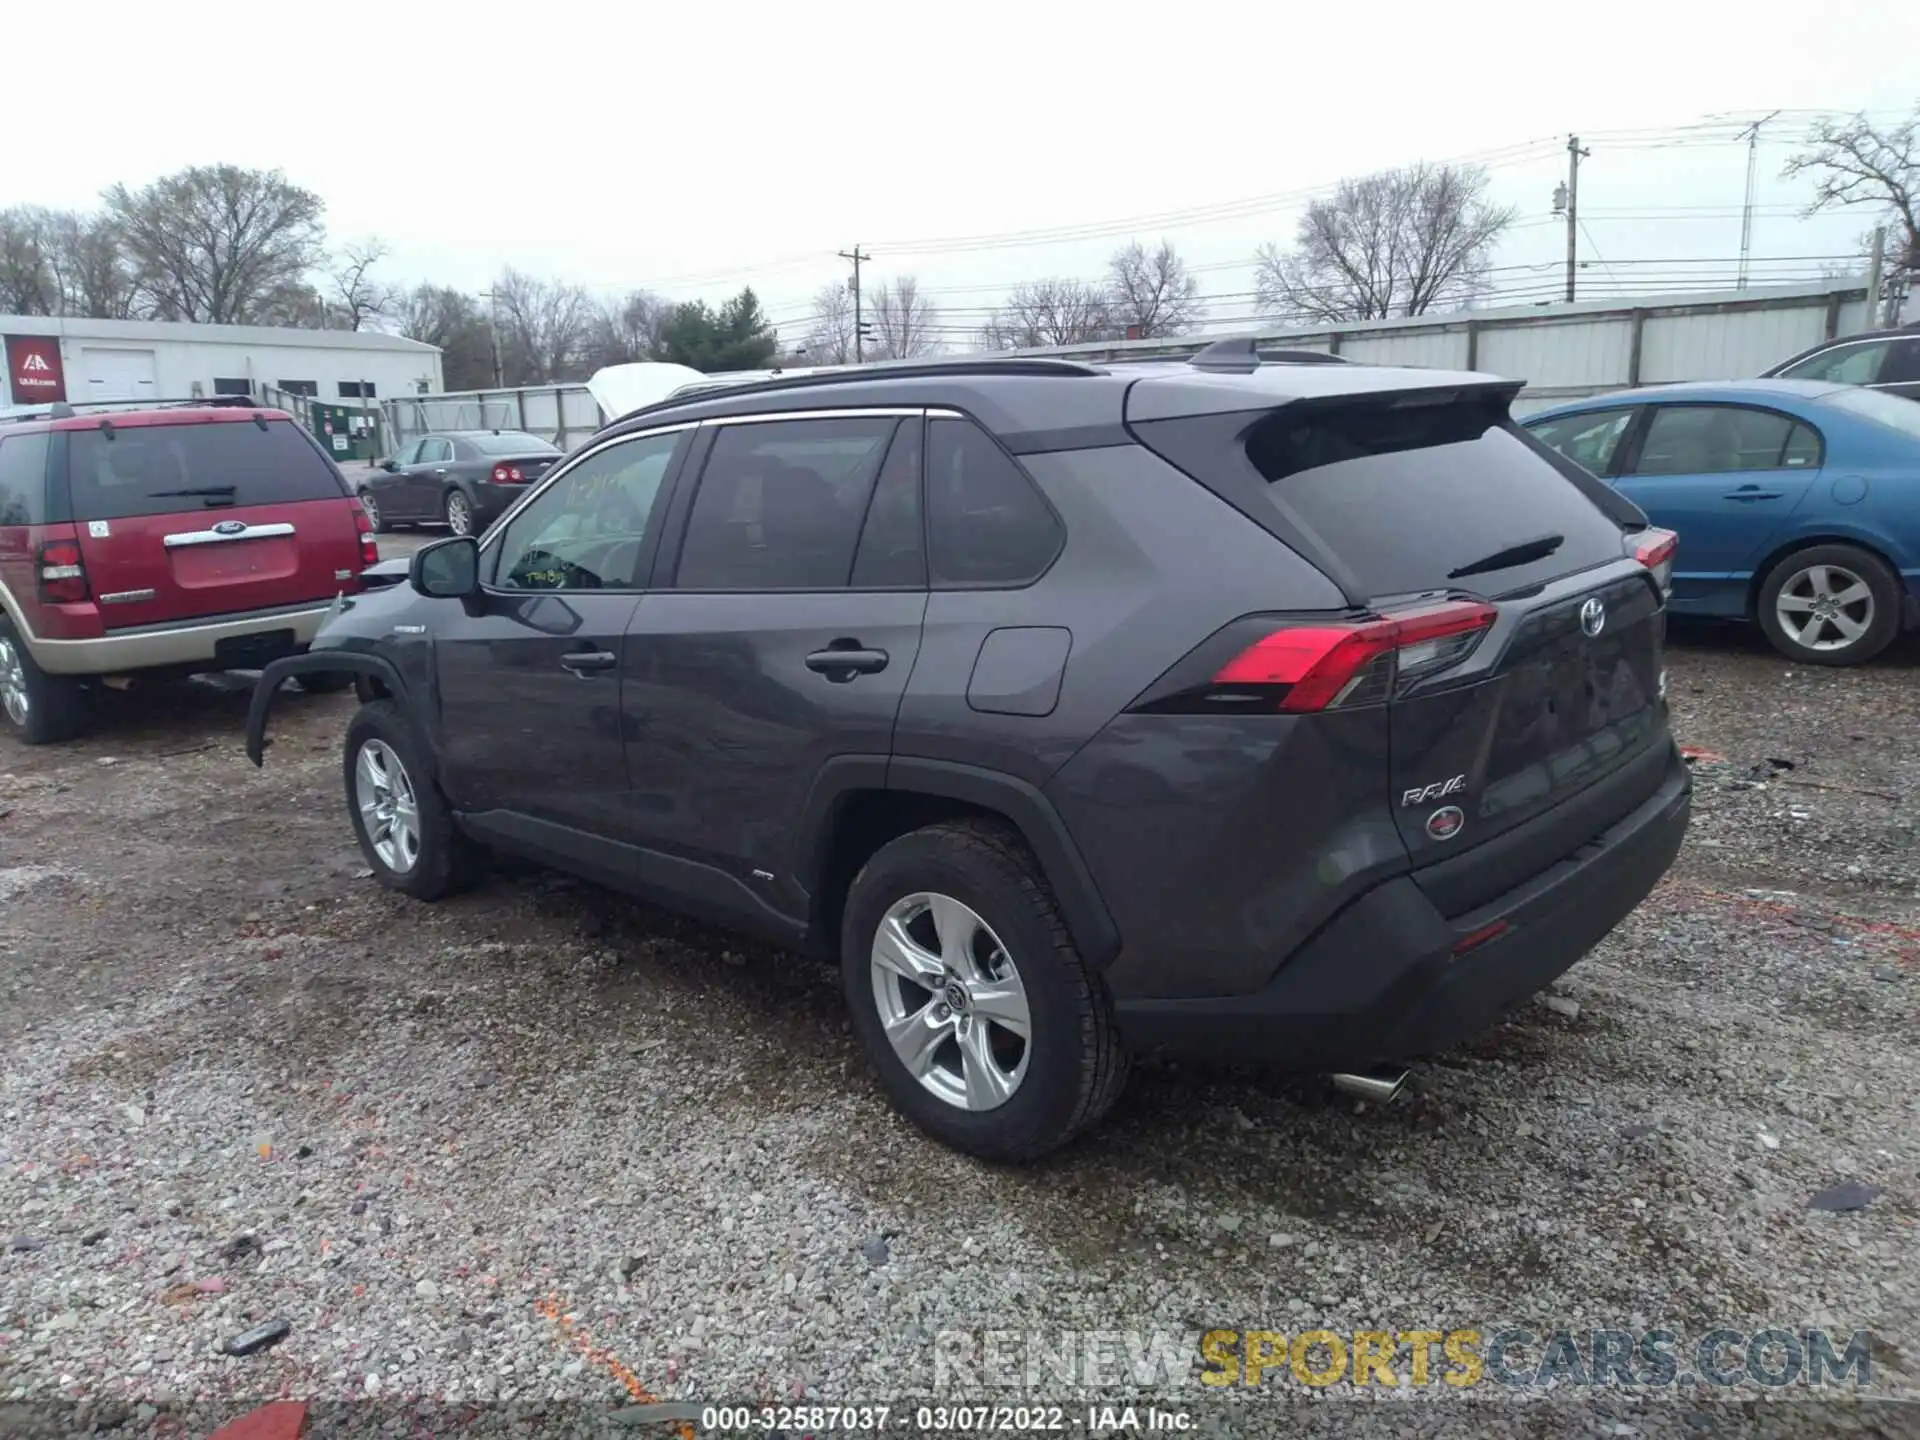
(0, 614, 1915, 1440)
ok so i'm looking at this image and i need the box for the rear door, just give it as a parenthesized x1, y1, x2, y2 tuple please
(622, 412, 926, 911)
(1610, 403, 1821, 605)
(63, 414, 363, 628)
(1233, 390, 1669, 868)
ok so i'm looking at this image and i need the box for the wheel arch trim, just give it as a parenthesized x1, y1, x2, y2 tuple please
(794, 754, 1122, 967)
(246, 651, 410, 767)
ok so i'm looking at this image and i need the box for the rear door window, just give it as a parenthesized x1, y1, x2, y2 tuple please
(1526, 408, 1636, 474)
(1246, 395, 1626, 598)
(65, 419, 349, 521)
(1627, 405, 1812, 476)
(0, 431, 50, 525)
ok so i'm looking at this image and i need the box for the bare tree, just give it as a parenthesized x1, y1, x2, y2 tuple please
(398, 285, 493, 390)
(0, 207, 61, 314)
(49, 213, 141, 319)
(330, 239, 393, 331)
(1105, 240, 1203, 338)
(803, 282, 856, 365)
(979, 279, 1113, 349)
(491, 267, 593, 384)
(1785, 107, 1919, 283)
(582, 289, 672, 369)
(867, 276, 941, 359)
(1255, 161, 1515, 323)
(102, 165, 326, 324)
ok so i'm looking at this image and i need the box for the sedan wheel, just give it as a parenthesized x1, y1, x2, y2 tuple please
(359, 490, 386, 533)
(1774, 563, 1873, 653)
(1757, 543, 1901, 666)
(444, 491, 474, 536)
(869, 891, 1032, 1112)
(353, 737, 421, 874)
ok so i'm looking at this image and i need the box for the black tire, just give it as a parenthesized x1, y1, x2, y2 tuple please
(443, 488, 475, 537)
(293, 669, 354, 695)
(357, 490, 389, 534)
(342, 700, 475, 901)
(841, 818, 1129, 1161)
(1755, 543, 1902, 667)
(0, 616, 87, 746)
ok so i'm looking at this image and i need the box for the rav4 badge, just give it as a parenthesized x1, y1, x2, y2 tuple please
(1401, 774, 1466, 807)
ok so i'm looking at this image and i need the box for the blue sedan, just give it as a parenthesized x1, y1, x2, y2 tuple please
(1524, 379, 1920, 665)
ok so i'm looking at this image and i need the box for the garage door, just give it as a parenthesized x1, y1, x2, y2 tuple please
(81, 347, 158, 403)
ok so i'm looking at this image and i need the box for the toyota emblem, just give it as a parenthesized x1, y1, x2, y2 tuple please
(213, 520, 247, 536)
(1579, 596, 1606, 638)
(1426, 805, 1465, 841)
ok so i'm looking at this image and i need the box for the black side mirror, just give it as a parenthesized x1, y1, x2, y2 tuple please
(411, 535, 481, 599)
(381, 458, 400, 472)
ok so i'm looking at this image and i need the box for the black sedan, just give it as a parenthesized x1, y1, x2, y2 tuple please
(358, 430, 562, 536)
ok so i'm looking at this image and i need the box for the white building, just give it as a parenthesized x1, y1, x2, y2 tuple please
(1, 316, 443, 410)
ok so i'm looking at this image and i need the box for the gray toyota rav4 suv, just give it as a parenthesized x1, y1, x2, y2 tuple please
(247, 343, 1690, 1160)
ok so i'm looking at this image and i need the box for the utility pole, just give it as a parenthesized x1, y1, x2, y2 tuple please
(1562, 135, 1590, 304)
(1864, 226, 1886, 331)
(480, 288, 503, 389)
(1735, 111, 1782, 290)
(838, 245, 870, 362)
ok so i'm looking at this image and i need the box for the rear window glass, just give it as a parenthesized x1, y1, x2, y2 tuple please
(466, 432, 558, 456)
(65, 419, 348, 520)
(1822, 385, 1920, 441)
(1247, 397, 1626, 598)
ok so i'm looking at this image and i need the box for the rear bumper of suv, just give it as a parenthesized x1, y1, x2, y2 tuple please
(29, 601, 336, 676)
(1111, 755, 1690, 1069)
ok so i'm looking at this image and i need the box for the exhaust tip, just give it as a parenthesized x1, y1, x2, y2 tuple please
(1329, 1067, 1409, 1104)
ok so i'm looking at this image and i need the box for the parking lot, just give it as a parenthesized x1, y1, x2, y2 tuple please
(1, 546, 1915, 1435)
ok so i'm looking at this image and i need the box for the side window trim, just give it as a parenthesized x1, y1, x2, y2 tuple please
(478, 422, 697, 592)
(1619, 402, 1825, 476)
(658, 408, 928, 593)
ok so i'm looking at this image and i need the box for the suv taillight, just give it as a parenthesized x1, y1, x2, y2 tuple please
(353, 506, 378, 568)
(37, 539, 89, 604)
(1630, 527, 1677, 598)
(1134, 599, 1498, 715)
(490, 463, 525, 484)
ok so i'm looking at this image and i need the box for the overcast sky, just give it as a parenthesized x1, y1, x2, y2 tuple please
(11, 1, 1919, 344)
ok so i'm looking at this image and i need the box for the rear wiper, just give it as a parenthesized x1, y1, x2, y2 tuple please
(1448, 533, 1563, 580)
(147, 486, 237, 498)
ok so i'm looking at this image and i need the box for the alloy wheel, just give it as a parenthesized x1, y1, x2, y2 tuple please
(869, 892, 1032, 1112)
(360, 492, 380, 529)
(354, 738, 421, 873)
(1775, 562, 1874, 653)
(445, 492, 472, 536)
(0, 636, 28, 728)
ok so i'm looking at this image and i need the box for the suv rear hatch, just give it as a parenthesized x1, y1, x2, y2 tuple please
(62, 413, 364, 629)
(1131, 378, 1674, 906)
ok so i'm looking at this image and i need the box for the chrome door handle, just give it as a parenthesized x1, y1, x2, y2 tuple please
(560, 650, 618, 675)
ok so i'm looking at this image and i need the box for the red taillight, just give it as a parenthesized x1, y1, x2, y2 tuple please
(491, 463, 525, 484)
(353, 505, 378, 568)
(1213, 600, 1498, 713)
(1629, 527, 1677, 597)
(37, 539, 89, 604)
(1451, 919, 1509, 956)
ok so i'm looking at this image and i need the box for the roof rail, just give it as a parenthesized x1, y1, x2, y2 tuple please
(1187, 336, 1352, 373)
(603, 356, 1106, 426)
(0, 394, 262, 426)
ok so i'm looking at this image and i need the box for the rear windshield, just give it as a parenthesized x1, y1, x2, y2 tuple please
(465, 432, 558, 456)
(1247, 395, 1628, 598)
(1821, 385, 1920, 441)
(65, 419, 348, 520)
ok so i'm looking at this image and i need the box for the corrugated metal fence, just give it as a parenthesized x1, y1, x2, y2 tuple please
(378, 279, 1880, 450)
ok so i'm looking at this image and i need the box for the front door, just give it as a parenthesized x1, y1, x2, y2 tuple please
(1612, 402, 1822, 613)
(408, 437, 452, 520)
(622, 413, 927, 918)
(432, 425, 691, 841)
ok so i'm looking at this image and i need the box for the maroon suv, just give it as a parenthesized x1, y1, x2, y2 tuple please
(0, 398, 376, 744)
